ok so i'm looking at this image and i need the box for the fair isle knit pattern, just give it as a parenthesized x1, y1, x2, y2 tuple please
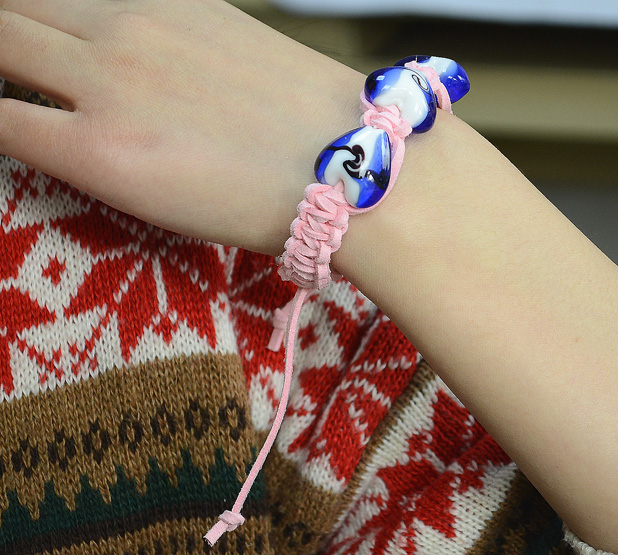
(0, 85, 601, 554)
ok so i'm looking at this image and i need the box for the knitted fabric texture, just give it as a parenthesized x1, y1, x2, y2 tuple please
(0, 84, 609, 555)
(210, 69, 427, 544)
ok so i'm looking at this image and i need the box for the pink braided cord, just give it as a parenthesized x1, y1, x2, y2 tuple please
(277, 182, 350, 291)
(276, 88, 417, 298)
(205, 64, 449, 547)
(356, 96, 411, 214)
(405, 62, 453, 113)
(204, 288, 310, 546)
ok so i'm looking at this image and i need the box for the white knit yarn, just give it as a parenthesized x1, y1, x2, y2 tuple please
(563, 524, 617, 555)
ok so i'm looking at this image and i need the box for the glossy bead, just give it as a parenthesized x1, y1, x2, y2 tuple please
(314, 126, 391, 209)
(364, 66, 437, 133)
(394, 55, 470, 103)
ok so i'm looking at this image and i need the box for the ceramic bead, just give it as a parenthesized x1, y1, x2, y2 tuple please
(314, 126, 391, 209)
(394, 55, 470, 103)
(364, 66, 437, 133)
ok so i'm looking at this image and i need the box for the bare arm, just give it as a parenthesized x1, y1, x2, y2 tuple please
(0, 0, 617, 549)
(333, 110, 618, 551)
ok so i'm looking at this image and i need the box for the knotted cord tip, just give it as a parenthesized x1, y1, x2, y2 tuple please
(204, 510, 245, 547)
(267, 329, 284, 352)
(268, 300, 294, 352)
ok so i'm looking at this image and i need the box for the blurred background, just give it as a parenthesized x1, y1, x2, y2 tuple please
(231, 0, 618, 263)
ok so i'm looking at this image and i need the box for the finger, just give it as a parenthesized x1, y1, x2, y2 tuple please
(0, 1, 96, 39)
(0, 98, 83, 183)
(0, 9, 88, 108)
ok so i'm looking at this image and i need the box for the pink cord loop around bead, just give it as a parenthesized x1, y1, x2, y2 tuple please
(362, 102, 412, 145)
(405, 61, 453, 113)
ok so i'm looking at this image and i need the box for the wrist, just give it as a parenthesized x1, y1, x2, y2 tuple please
(330, 109, 458, 324)
(334, 105, 618, 553)
(249, 61, 366, 257)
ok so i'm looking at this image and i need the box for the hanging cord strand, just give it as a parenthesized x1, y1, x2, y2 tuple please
(204, 287, 310, 546)
(205, 63, 451, 547)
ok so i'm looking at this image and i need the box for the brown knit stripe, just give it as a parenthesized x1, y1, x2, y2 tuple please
(468, 470, 575, 554)
(341, 359, 437, 502)
(257, 361, 438, 555)
(31, 516, 273, 555)
(2, 83, 60, 108)
(0, 353, 256, 522)
(262, 447, 339, 555)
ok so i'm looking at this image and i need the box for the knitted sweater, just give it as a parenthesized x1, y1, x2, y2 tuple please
(0, 83, 611, 555)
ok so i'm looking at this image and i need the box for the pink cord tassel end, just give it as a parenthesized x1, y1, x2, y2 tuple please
(204, 510, 245, 547)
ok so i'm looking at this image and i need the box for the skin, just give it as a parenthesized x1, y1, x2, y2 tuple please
(0, 0, 363, 252)
(0, 0, 617, 550)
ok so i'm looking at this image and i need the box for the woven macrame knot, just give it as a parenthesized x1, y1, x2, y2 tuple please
(204, 511, 245, 546)
(362, 104, 412, 144)
(277, 183, 350, 291)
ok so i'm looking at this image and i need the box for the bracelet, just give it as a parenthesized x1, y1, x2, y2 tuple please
(204, 55, 469, 547)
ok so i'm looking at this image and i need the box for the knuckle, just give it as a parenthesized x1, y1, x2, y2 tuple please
(108, 10, 161, 37)
(0, 10, 19, 42)
(0, 98, 20, 135)
(0, 10, 47, 54)
(92, 11, 163, 83)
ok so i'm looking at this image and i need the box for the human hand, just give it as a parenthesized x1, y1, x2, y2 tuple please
(0, 0, 364, 254)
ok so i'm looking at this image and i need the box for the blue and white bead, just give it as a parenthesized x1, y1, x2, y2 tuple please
(314, 126, 391, 209)
(394, 55, 470, 103)
(364, 67, 437, 133)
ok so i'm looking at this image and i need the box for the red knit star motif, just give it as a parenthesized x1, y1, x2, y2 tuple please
(324, 389, 512, 554)
(0, 222, 55, 395)
(57, 206, 224, 361)
(42, 256, 67, 286)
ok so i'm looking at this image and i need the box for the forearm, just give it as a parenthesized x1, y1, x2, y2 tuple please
(332, 110, 618, 550)
(1, 0, 616, 546)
